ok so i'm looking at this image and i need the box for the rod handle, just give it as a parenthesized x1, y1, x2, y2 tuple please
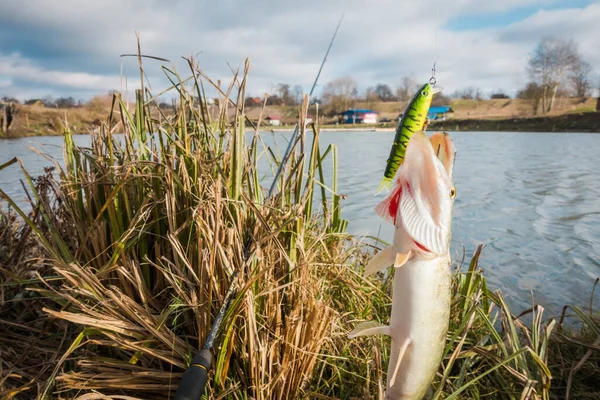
(174, 349, 212, 400)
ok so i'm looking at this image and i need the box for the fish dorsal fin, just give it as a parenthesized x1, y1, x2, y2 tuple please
(348, 321, 391, 338)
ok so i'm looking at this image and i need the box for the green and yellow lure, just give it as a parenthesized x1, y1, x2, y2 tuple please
(377, 82, 439, 193)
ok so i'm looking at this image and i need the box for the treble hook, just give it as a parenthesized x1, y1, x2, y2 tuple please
(429, 62, 437, 85)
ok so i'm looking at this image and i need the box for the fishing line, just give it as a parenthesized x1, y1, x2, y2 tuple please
(431, 0, 440, 86)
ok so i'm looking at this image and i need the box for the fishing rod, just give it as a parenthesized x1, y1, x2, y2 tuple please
(174, 15, 344, 400)
(174, 238, 250, 400)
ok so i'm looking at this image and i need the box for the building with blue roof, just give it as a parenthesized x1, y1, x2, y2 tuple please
(339, 109, 379, 124)
(427, 106, 454, 121)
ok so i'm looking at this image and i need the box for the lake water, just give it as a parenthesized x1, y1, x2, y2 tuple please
(1, 131, 599, 316)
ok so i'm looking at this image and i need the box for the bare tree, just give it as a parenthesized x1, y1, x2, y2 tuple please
(431, 92, 452, 106)
(528, 37, 580, 113)
(276, 83, 293, 105)
(266, 94, 283, 106)
(364, 86, 379, 109)
(490, 92, 510, 99)
(374, 83, 395, 101)
(396, 77, 418, 101)
(322, 77, 357, 114)
(0, 101, 19, 137)
(452, 87, 483, 100)
(55, 97, 78, 108)
(1, 96, 19, 104)
(293, 85, 303, 105)
(570, 59, 592, 97)
(517, 82, 543, 115)
(43, 95, 56, 107)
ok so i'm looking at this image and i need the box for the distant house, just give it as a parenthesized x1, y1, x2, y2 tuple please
(297, 113, 314, 124)
(339, 109, 379, 124)
(245, 97, 263, 107)
(266, 115, 281, 126)
(427, 106, 454, 121)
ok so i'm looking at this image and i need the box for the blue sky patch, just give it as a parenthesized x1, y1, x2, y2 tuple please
(445, 0, 595, 31)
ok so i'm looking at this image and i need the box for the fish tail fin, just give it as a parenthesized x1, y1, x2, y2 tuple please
(375, 177, 393, 195)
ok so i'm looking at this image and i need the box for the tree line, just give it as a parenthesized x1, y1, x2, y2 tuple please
(3, 37, 595, 119)
(243, 38, 596, 117)
(0, 95, 85, 108)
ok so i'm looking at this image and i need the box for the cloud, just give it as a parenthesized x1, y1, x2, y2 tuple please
(0, 53, 121, 99)
(0, 0, 598, 100)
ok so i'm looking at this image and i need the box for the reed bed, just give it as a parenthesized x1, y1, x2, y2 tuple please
(1, 52, 598, 400)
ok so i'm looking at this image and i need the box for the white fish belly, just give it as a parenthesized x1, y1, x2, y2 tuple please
(386, 255, 451, 400)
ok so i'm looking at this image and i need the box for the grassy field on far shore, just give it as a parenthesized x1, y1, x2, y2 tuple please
(2, 96, 598, 138)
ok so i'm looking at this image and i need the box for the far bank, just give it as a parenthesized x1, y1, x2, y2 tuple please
(1, 96, 599, 138)
(270, 112, 600, 133)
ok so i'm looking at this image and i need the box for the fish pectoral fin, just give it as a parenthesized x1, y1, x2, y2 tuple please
(389, 337, 412, 387)
(364, 247, 396, 277)
(394, 250, 413, 268)
(348, 321, 391, 338)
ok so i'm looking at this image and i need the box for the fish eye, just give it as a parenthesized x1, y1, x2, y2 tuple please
(421, 90, 428, 97)
(450, 187, 456, 199)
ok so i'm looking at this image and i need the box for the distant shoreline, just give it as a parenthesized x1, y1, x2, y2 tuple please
(431, 112, 600, 133)
(1, 107, 598, 139)
(267, 112, 600, 134)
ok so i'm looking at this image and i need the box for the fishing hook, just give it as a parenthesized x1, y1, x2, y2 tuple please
(429, 62, 437, 86)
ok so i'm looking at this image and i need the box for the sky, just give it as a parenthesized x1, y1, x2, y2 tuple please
(1, 0, 599, 102)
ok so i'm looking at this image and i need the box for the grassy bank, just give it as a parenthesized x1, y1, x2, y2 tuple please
(431, 112, 600, 133)
(0, 98, 110, 138)
(269, 110, 600, 133)
(1, 54, 599, 400)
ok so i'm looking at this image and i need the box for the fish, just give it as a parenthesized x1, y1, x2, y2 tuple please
(377, 83, 440, 194)
(350, 131, 456, 400)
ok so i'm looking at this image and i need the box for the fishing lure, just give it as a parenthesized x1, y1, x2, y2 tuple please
(377, 82, 440, 193)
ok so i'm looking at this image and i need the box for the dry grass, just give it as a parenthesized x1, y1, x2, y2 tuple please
(5, 105, 107, 137)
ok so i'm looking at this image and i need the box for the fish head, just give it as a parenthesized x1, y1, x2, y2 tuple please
(397, 131, 456, 257)
(414, 83, 440, 110)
